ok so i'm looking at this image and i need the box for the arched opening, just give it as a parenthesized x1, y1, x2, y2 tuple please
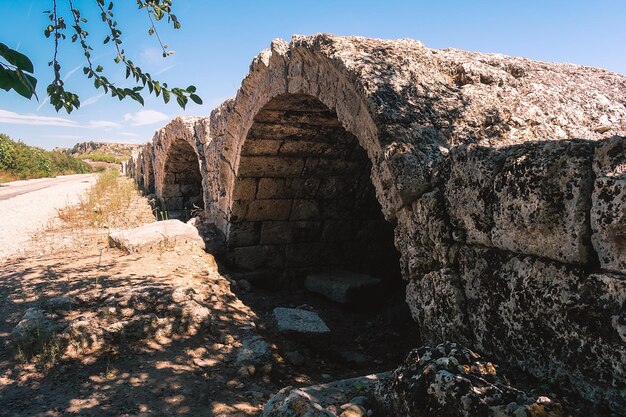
(225, 93, 415, 379)
(227, 93, 401, 286)
(160, 139, 203, 221)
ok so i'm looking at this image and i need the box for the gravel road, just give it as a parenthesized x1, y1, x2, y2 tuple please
(0, 174, 97, 260)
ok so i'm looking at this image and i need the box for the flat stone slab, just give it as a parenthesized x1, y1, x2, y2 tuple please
(305, 271, 381, 304)
(108, 220, 204, 253)
(273, 307, 330, 335)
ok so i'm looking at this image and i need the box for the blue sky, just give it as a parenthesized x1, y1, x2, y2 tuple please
(1, 0, 625, 149)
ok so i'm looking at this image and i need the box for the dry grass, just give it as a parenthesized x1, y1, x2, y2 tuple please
(57, 169, 153, 231)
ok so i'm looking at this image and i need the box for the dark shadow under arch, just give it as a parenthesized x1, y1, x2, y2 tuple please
(160, 140, 203, 221)
(227, 93, 401, 285)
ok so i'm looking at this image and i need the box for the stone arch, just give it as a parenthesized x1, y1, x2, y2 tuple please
(226, 93, 401, 280)
(205, 40, 404, 282)
(207, 39, 401, 238)
(153, 117, 206, 220)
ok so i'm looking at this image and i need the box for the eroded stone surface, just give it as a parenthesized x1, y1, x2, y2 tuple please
(108, 219, 205, 253)
(379, 342, 566, 417)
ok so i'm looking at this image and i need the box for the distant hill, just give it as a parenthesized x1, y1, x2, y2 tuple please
(57, 141, 142, 168)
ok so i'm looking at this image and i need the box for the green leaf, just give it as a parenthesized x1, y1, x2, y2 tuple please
(0, 43, 34, 73)
(0, 67, 13, 91)
(95, 65, 104, 72)
(162, 88, 170, 104)
(176, 94, 187, 109)
(189, 94, 202, 105)
(186, 85, 196, 93)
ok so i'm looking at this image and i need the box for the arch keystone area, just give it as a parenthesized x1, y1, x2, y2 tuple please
(129, 34, 626, 412)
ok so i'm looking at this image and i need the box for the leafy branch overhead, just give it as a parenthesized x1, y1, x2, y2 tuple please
(0, 0, 201, 113)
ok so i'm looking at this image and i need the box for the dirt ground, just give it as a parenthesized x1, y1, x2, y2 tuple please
(0, 179, 420, 417)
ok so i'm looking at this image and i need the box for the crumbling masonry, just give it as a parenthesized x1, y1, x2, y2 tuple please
(126, 35, 626, 411)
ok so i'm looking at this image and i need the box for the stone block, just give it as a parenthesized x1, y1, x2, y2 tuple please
(279, 140, 345, 158)
(445, 141, 595, 264)
(232, 177, 258, 201)
(457, 245, 626, 409)
(592, 136, 626, 274)
(304, 271, 381, 304)
(445, 144, 504, 246)
(317, 176, 351, 199)
(285, 242, 321, 267)
(261, 221, 293, 244)
(290, 199, 320, 220)
(241, 139, 282, 156)
(229, 245, 284, 270)
(405, 269, 470, 344)
(246, 199, 292, 221)
(302, 158, 359, 177)
(108, 220, 205, 253)
(292, 221, 322, 242)
(273, 307, 330, 335)
(228, 221, 261, 247)
(238, 156, 305, 177)
(491, 140, 594, 264)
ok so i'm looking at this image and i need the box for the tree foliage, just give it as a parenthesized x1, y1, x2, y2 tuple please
(0, 133, 92, 181)
(0, 0, 201, 113)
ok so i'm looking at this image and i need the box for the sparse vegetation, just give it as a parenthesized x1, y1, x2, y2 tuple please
(57, 169, 138, 229)
(0, 133, 91, 182)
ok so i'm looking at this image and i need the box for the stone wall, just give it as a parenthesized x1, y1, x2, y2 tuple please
(128, 34, 626, 411)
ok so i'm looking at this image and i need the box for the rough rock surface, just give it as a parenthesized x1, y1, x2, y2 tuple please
(127, 34, 626, 410)
(107, 219, 205, 252)
(379, 342, 565, 417)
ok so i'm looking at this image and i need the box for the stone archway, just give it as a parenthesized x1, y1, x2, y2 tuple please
(159, 139, 204, 220)
(226, 93, 401, 283)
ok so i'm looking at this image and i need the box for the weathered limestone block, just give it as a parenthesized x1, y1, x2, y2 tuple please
(246, 199, 292, 221)
(458, 245, 626, 411)
(445, 144, 505, 247)
(379, 342, 566, 417)
(108, 220, 205, 253)
(239, 156, 305, 177)
(592, 136, 626, 274)
(229, 245, 284, 271)
(395, 190, 452, 278)
(405, 269, 470, 345)
(445, 140, 595, 264)
(491, 140, 594, 264)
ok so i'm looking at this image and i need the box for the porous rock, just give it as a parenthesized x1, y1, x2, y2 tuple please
(379, 342, 565, 417)
(108, 219, 205, 253)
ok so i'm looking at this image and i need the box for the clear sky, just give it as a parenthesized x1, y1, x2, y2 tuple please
(1, 0, 625, 149)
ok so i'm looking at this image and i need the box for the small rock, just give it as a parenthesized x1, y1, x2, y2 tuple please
(236, 336, 273, 370)
(339, 404, 367, 417)
(273, 307, 330, 335)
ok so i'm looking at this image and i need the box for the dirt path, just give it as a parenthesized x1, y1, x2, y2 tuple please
(0, 174, 97, 260)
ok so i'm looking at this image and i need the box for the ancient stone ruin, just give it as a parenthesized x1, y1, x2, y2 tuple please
(127, 34, 626, 412)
